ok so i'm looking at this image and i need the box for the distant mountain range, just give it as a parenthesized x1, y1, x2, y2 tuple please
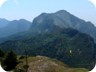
(0, 18, 9, 28)
(0, 10, 96, 70)
(0, 19, 31, 38)
(0, 10, 96, 42)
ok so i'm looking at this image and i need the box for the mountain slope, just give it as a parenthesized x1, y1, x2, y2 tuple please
(0, 28, 95, 70)
(31, 10, 96, 42)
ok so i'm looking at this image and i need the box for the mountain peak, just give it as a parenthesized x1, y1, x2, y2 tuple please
(55, 10, 70, 15)
(0, 18, 8, 21)
(58, 10, 67, 12)
(0, 18, 9, 28)
(40, 12, 48, 15)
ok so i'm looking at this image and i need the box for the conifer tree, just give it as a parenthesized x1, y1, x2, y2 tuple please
(1, 50, 18, 71)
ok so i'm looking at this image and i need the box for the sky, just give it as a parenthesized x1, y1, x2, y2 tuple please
(0, 0, 96, 26)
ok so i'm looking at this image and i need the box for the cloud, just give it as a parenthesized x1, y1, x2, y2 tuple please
(0, 0, 7, 7)
(89, 0, 96, 8)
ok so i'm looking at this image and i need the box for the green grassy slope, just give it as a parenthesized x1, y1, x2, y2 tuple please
(13, 56, 88, 72)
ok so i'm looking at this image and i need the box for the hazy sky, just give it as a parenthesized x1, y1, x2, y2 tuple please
(0, 0, 96, 26)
